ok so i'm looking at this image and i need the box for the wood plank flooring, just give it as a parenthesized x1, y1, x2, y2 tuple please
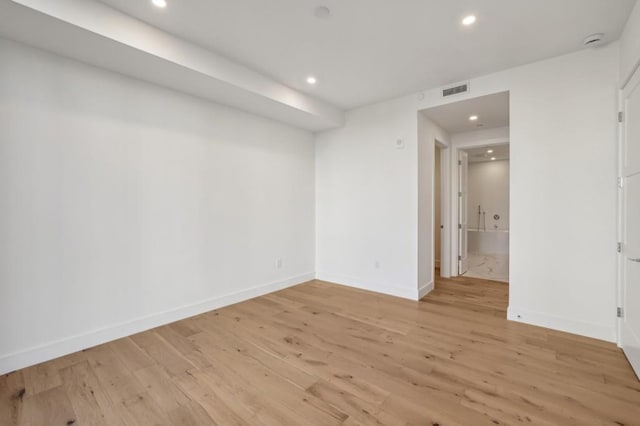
(2, 276, 640, 425)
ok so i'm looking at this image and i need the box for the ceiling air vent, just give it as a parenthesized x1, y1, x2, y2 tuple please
(442, 82, 469, 97)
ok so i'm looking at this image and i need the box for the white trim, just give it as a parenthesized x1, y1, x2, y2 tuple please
(617, 66, 640, 347)
(617, 86, 625, 346)
(0, 273, 314, 375)
(507, 306, 616, 343)
(418, 281, 434, 300)
(435, 140, 451, 279)
(621, 56, 640, 90)
(316, 272, 420, 300)
(621, 321, 640, 373)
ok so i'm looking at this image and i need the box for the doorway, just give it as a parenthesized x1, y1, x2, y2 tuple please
(459, 143, 510, 282)
(421, 91, 510, 286)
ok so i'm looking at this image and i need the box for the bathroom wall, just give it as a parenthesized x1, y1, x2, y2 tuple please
(467, 159, 509, 231)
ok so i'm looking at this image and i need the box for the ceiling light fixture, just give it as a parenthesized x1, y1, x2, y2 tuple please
(462, 15, 476, 26)
(491, 157, 497, 161)
(487, 149, 494, 153)
(469, 115, 478, 121)
(306, 76, 317, 85)
(152, 0, 167, 8)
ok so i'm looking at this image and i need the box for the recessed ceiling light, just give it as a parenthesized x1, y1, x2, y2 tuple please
(152, 0, 167, 8)
(462, 15, 476, 26)
(469, 115, 478, 121)
(306, 76, 317, 85)
(487, 149, 494, 153)
(491, 157, 497, 161)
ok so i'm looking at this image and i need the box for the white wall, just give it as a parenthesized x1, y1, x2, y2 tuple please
(418, 44, 620, 342)
(620, 0, 640, 85)
(452, 127, 510, 146)
(0, 38, 315, 374)
(467, 160, 510, 232)
(315, 96, 420, 299)
(316, 43, 620, 341)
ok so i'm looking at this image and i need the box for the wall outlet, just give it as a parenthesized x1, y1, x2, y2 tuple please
(395, 139, 404, 149)
(374, 260, 380, 269)
(277, 258, 283, 269)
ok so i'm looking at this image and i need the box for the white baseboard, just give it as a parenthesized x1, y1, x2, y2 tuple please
(0, 273, 314, 375)
(620, 321, 640, 373)
(418, 281, 434, 299)
(507, 306, 616, 343)
(316, 272, 424, 301)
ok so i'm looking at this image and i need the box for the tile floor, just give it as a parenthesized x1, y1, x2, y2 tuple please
(464, 253, 509, 282)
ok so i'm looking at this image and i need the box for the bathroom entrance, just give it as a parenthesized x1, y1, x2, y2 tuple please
(459, 143, 510, 282)
(420, 90, 510, 285)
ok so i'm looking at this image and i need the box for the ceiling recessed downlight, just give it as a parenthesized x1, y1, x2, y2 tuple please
(491, 157, 497, 161)
(462, 15, 476, 26)
(306, 76, 317, 85)
(487, 149, 494, 154)
(469, 115, 478, 121)
(152, 0, 167, 8)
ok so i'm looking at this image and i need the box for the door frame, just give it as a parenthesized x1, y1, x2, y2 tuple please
(434, 140, 451, 278)
(617, 86, 624, 346)
(448, 136, 510, 277)
(458, 150, 469, 275)
(617, 63, 640, 347)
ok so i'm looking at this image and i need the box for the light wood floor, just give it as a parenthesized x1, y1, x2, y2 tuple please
(2, 276, 640, 425)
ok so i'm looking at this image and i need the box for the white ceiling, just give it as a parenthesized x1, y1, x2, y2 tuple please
(423, 91, 509, 134)
(99, 0, 635, 109)
(466, 144, 509, 163)
(1, 0, 344, 131)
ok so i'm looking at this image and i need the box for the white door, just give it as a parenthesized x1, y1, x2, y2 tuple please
(458, 151, 469, 275)
(620, 66, 640, 378)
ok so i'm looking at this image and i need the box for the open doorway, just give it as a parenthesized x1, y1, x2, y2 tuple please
(460, 143, 510, 282)
(421, 91, 510, 286)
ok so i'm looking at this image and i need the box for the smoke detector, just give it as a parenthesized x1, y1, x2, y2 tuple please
(583, 33, 604, 48)
(314, 6, 331, 19)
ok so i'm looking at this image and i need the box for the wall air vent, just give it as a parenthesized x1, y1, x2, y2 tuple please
(442, 82, 469, 97)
